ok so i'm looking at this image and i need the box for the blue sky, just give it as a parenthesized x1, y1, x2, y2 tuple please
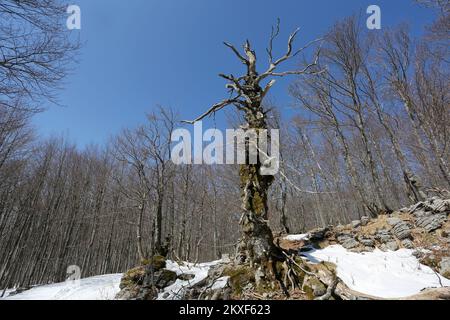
(35, 0, 435, 147)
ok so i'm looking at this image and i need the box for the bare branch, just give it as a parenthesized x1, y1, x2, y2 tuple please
(267, 18, 281, 63)
(181, 98, 240, 124)
(262, 79, 276, 99)
(223, 42, 249, 65)
(265, 46, 324, 77)
(258, 24, 323, 83)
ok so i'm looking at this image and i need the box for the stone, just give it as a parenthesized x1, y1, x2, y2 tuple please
(405, 197, 450, 218)
(352, 220, 362, 229)
(381, 241, 399, 252)
(440, 258, 450, 279)
(386, 241, 399, 251)
(359, 238, 375, 247)
(392, 221, 412, 240)
(416, 214, 447, 233)
(376, 230, 395, 244)
(360, 216, 370, 226)
(178, 273, 195, 281)
(387, 217, 402, 226)
(154, 269, 177, 289)
(337, 233, 360, 249)
(401, 239, 415, 249)
(303, 275, 327, 297)
(309, 227, 330, 241)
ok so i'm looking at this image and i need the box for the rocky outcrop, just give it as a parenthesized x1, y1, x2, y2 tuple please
(402, 197, 450, 217)
(416, 214, 447, 232)
(115, 255, 177, 300)
(391, 221, 412, 240)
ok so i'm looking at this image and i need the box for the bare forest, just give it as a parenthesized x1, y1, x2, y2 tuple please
(0, 0, 449, 298)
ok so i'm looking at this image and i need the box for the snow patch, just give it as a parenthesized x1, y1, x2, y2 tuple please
(1, 274, 122, 300)
(211, 276, 230, 290)
(303, 245, 450, 298)
(284, 234, 309, 241)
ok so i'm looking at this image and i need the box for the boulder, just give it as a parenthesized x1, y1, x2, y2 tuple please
(416, 214, 447, 233)
(309, 227, 330, 241)
(359, 237, 375, 247)
(375, 230, 395, 244)
(401, 239, 415, 249)
(303, 275, 327, 297)
(392, 221, 412, 240)
(381, 241, 399, 251)
(405, 197, 450, 218)
(339, 237, 359, 250)
(387, 217, 402, 226)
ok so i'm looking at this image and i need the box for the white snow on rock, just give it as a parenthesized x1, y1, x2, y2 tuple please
(158, 260, 223, 300)
(284, 234, 309, 241)
(1, 274, 122, 300)
(211, 276, 230, 291)
(303, 245, 450, 299)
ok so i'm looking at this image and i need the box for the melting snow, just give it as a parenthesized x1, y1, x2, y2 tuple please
(4, 247, 448, 300)
(303, 245, 450, 298)
(1, 274, 122, 300)
(157, 260, 223, 300)
(284, 234, 309, 241)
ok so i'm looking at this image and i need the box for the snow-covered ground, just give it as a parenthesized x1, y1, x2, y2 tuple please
(1, 260, 227, 301)
(1, 274, 122, 300)
(3, 247, 450, 300)
(303, 245, 450, 299)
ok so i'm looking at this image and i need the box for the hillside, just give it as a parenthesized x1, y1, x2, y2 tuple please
(4, 197, 449, 301)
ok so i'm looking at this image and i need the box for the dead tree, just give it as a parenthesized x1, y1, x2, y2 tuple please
(184, 20, 321, 273)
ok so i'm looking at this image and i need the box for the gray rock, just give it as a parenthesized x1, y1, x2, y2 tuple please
(309, 227, 329, 241)
(401, 239, 415, 249)
(359, 238, 375, 247)
(440, 258, 450, 279)
(352, 220, 362, 229)
(154, 269, 178, 289)
(386, 241, 399, 251)
(337, 233, 360, 249)
(387, 217, 402, 226)
(303, 275, 327, 297)
(381, 241, 399, 251)
(376, 230, 395, 243)
(392, 221, 412, 240)
(341, 238, 359, 249)
(360, 216, 370, 226)
(416, 214, 447, 232)
(178, 273, 195, 281)
(405, 197, 450, 218)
